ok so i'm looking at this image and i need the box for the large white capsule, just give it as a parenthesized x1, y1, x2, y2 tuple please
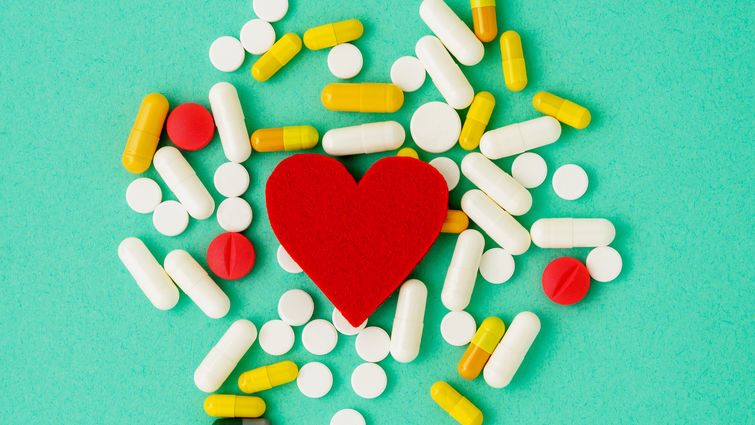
(390, 279, 427, 363)
(419, 0, 484, 66)
(461, 190, 531, 255)
(415, 36, 474, 110)
(461, 152, 532, 216)
(483, 311, 540, 388)
(164, 249, 230, 319)
(530, 218, 615, 248)
(322, 121, 405, 156)
(118, 237, 179, 310)
(480, 116, 561, 159)
(441, 229, 484, 311)
(209, 82, 251, 163)
(194, 319, 257, 392)
(153, 146, 215, 220)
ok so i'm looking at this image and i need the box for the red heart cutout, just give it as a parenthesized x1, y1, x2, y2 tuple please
(266, 154, 448, 326)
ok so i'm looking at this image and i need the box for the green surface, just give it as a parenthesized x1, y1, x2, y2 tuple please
(1, 0, 753, 424)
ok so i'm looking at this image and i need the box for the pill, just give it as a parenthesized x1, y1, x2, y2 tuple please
(153, 146, 215, 220)
(194, 319, 257, 392)
(238, 360, 298, 394)
(458, 316, 505, 379)
(276, 244, 302, 273)
(251, 125, 319, 152)
(122, 93, 169, 174)
(483, 311, 540, 388)
(303, 19, 364, 50)
(302, 319, 339, 355)
(240, 19, 276, 54)
(164, 249, 230, 319)
(321, 82, 404, 113)
(586, 246, 623, 282)
(209, 36, 246, 72)
(332, 308, 367, 335)
(152, 200, 189, 237)
(479, 248, 515, 284)
(213, 419, 270, 425)
(126, 177, 162, 214)
(500, 31, 527, 91)
(530, 218, 615, 248)
(322, 121, 405, 156)
(442, 230, 484, 311)
(351, 362, 387, 399)
(459, 92, 495, 150)
(415, 35, 474, 109)
(390, 279, 427, 363)
(479, 116, 562, 159)
(277, 289, 314, 326)
(297, 362, 333, 398)
(461, 190, 531, 255)
(390, 56, 426, 92)
(209, 82, 251, 163)
(252, 33, 302, 82)
(471, 0, 497, 42)
(410, 101, 461, 153)
(441, 210, 469, 233)
(542, 257, 590, 305)
(258, 319, 295, 356)
(396, 147, 420, 159)
(511, 152, 547, 189)
(253, 0, 288, 22)
(214, 162, 250, 198)
(204, 394, 265, 418)
(328, 43, 363, 79)
(419, 0, 484, 66)
(533, 91, 591, 129)
(355, 326, 391, 362)
(461, 152, 533, 216)
(207, 232, 255, 280)
(430, 381, 483, 425)
(440, 311, 477, 346)
(118, 237, 179, 310)
(429, 157, 460, 190)
(166, 103, 215, 151)
(331, 409, 366, 425)
(217, 197, 253, 232)
(552, 164, 588, 200)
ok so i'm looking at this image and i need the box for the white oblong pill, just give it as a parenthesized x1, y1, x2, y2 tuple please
(253, 0, 288, 22)
(415, 35, 474, 109)
(410, 101, 461, 153)
(429, 157, 460, 190)
(194, 319, 257, 392)
(511, 152, 548, 189)
(217, 197, 253, 232)
(390, 279, 427, 363)
(461, 189, 531, 255)
(164, 249, 230, 319)
(442, 229, 485, 311)
(209, 82, 251, 163)
(276, 245, 302, 273)
(480, 116, 562, 159)
(328, 43, 363, 79)
(331, 409, 366, 425)
(479, 248, 515, 284)
(390, 56, 426, 92)
(126, 177, 162, 214)
(355, 326, 391, 362)
(322, 121, 405, 156)
(351, 362, 387, 399)
(240, 19, 276, 54)
(214, 162, 250, 198)
(258, 319, 295, 355)
(419, 0, 484, 66)
(297, 362, 333, 398)
(461, 152, 532, 216)
(209, 36, 245, 72)
(278, 289, 314, 326)
(552, 164, 588, 200)
(118, 237, 179, 310)
(152, 200, 189, 237)
(530, 218, 615, 248)
(153, 146, 215, 219)
(440, 311, 476, 346)
(302, 319, 339, 355)
(586, 246, 623, 282)
(483, 311, 540, 388)
(332, 308, 367, 335)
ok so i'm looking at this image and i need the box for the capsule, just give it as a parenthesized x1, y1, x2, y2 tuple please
(238, 360, 299, 394)
(500, 31, 527, 91)
(122, 93, 169, 173)
(251, 33, 302, 82)
(458, 316, 505, 379)
(396, 147, 420, 159)
(117, 237, 179, 310)
(390, 279, 427, 363)
(415, 35, 474, 110)
(204, 395, 266, 418)
(480, 116, 561, 159)
(153, 146, 215, 219)
(164, 250, 230, 319)
(431, 381, 483, 425)
(251, 126, 318, 152)
(213, 420, 270, 425)
(321, 83, 404, 113)
(441, 210, 469, 233)
(533, 91, 591, 129)
(195, 319, 257, 393)
(461, 152, 532, 216)
(530, 218, 615, 248)
(419, 0, 484, 66)
(303, 19, 364, 50)
(461, 190, 531, 255)
(209, 82, 251, 163)
(322, 121, 405, 156)
(483, 311, 540, 388)
(441, 230, 484, 311)
(459, 92, 495, 150)
(471, 0, 497, 42)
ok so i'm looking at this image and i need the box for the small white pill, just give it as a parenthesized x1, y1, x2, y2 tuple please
(253, 0, 288, 22)
(390, 56, 426, 92)
(480, 116, 561, 159)
(302, 319, 339, 355)
(511, 152, 548, 189)
(214, 162, 250, 198)
(239, 19, 276, 54)
(209, 36, 245, 72)
(410, 102, 461, 153)
(390, 279, 427, 363)
(322, 121, 405, 156)
(276, 245, 302, 273)
(531, 218, 616, 248)
(217, 197, 253, 232)
(126, 178, 162, 214)
(419, 0, 484, 66)
(586, 246, 623, 282)
(164, 249, 230, 319)
(331, 409, 366, 425)
(209, 82, 251, 163)
(552, 164, 588, 200)
(327, 43, 363, 79)
(415, 35, 474, 109)
(278, 289, 314, 326)
(118, 237, 179, 310)
(355, 326, 390, 362)
(152, 201, 189, 237)
(194, 319, 257, 392)
(483, 311, 540, 388)
(332, 308, 367, 335)
(297, 362, 333, 398)
(351, 362, 387, 399)
(440, 311, 476, 346)
(258, 319, 295, 356)
(429, 157, 460, 190)
(479, 248, 515, 284)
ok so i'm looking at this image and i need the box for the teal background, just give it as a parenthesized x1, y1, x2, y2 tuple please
(1, 0, 752, 423)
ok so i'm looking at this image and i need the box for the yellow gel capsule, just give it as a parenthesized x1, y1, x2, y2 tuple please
(458, 316, 505, 380)
(303, 19, 364, 50)
(431, 381, 483, 425)
(471, 0, 497, 43)
(396, 147, 419, 159)
(459, 92, 495, 150)
(533, 91, 591, 129)
(122, 93, 169, 174)
(500, 31, 527, 92)
(441, 210, 469, 233)
(238, 360, 299, 394)
(321, 83, 404, 113)
(203, 394, 265, 418)
(251, 33, 302, 82)
(251, 126, 319, 152)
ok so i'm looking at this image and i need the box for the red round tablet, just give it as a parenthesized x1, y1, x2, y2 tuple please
(542, 257, 591, 305)
(166, 103, 215, 151)
(207, 232, 255, 280)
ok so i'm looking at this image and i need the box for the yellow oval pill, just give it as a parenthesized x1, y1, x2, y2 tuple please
(459, 91, 495, 150)
(533, 91, 591, 129)
(122, 93, 169, 174)
(431, 381, 483, 425)
(251, 33, 302, 82)
(500, 31, 527, 91)
(303, 19, 364, 50)
(321, 83, 404, 113)
(203, 394, 265, 418)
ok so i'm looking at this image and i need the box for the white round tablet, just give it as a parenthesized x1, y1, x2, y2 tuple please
(355, 326, 390, 362)
(209, 36, 245, 72)
(429, 157, 460, 191)
(277, 245, 302, 273)
(390, 56, 426, 92)
(351, 362, 387, 399)
(126, 178, 162, 214)
(440, 311, 476, 346)
(331, 409, 366, 425)
(239, 19, 276, 55)
(552, 164, 588, 200)
(216, 197, 253, 232)
(586, 246, 623, 282)
(410, 102, 461, 153)
(332, 308, 367, 335)
(152, 201, 189, 236)
(297, 362, 333, 398)
(511, 152, 548, 189)
(253, 0, 288, 22)
(302, 319, 339, 355)
(327, 43, 363, 79)
(258, 319, 295, 356)
(278, 289, 314, 326)
(214, 162, 250, 198)
(479, 248, 515, 284)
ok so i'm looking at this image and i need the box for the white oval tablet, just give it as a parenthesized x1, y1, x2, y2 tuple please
(297, 362, 333, 398)
(217, 197, 253, 232)
(429, 157, 460, 190)
(479, 248, 515, 284)
(552, 164, 588, 200)
(239, 19, 276, 54)
(351, 362, 387, 399)
(126, 178, 162, 214)
(331, 409, 366, 425)
(332, 308, 367, 335)
(586, 246, 623, 282)
(355, 326, 390, 362)
(209, 36, 245, 72)
(152, 201, 189, 236)
(278, 289, 314, 326)
(327, 43, 363, 79)
(390, 56, 426, 92)
(440, 311, 476, 346)
(258, 319, 295, 355)
(302, 319, 339, 355)
(253, 0, 288, 22)
(214, 162, 250, 198)
(511, 152, 548, 189)
(277, 245, 302, 273)
(410, 101, 461, 153)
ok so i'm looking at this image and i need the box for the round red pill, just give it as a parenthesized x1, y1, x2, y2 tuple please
(207, 232, 255, 280)
(542, 257, 591, 305)
(166, 103, 215, 151)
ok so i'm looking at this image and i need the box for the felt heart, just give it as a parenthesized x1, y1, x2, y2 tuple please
(266, 154, 448, 326)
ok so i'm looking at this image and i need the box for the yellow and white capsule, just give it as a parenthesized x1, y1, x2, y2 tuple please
(500, 31, 527, 91)
(122, 93, 169, 173)
(251, 33, 302, 82)
(532, 91, 591, 129)
(251, 126, 318, 152)
(459, 92, 495, 150)
(303, 19, 364, 50)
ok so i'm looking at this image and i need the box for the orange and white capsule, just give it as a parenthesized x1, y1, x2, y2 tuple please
(251, 126, 319, 152)
(441, 210, 469, 233)
(458, 316, 505, 379)
(471, 0, 497, 43)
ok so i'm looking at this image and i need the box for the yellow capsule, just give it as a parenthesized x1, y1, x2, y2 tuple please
(459, 92, 495, 150)
(303, 19, 364, 50)
(321, 83, 404, 113)
(458, 316, 505, 379)
(203, 394, 265, 418)
(532, 91, 591, 129)
(238, 360, 299, 394)
(471, 0, 497, 43)
(441, 210, 469, 233)
(500, 31, 527, 92)
(251, 126, 319, 152)
(431, 381, 483, 425)
(396, 147, 419, 159)
(122, 93, 169, 173)
(251, 33, 302, 82)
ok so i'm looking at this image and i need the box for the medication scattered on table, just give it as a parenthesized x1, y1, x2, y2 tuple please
(461, 190, 531, 255)
(471, 0, 497, 42)
(530, 218, 615, 248)
(152, 200, 189, 237)
(194, 319, 257, 393)
(442, 229, 484, 311)
(419, 0, 484, 66)
(431, 381, 483, 425)
(166, 103, 215, 151)
(322, 121, 405, 156)
(126, 177, 162, 214)
(251, 125, 319, 152)
(415, 35, 474, 109)
(429, 157, 461, 190)
(164, 249, 230, 318)
(209, 82, 251, 163)
(542, 257, 591, 305)
(511, 152, 547, 189)
(479, 248, 515, 284)
(440, 311, 477, 346)
(302, 319, 339, 355)
(251, 33, 302, 81)
(331, 409, 366, 425)
(239, 19, 276, 55)
(154, 146, 215, 219)
(327, 43, 363, 79)
(206, 232, 256, 280)
(253, 0, 288, 23)
(355, 326, 391, 362)
(321, 82, 404, 113)
(238, 360, 299, 394)
(214, 162, 250, 198)
(122, 93, 169, 174)
(277, 289, 314, 326)
(217, 197, 253, 232)
(209, 36, 246, 72)
(483, 311, 540, 388)
(462, 152, 533, 216)
(296, 362, 333, 398)
(552, 163, 589, 200)
(204, 394, 266, 418)
(118, 237, 179, 310)
(410, 101, 461, 153)
(332, 308, 367, 335)
(351, 362, 388, 399)
(479, 115, 561, 159)
(276, 244, 302, 273)
(303, 19, 364, 50)
(500, 31, 527, 91)
(586, 246, 623, 282)
(396, 146, 420, 159)
(390, 56, 427, 92)
(458, 316, 505, 379)
(390, 279, 427, 363)
(459, 91, 495, 150)
(258, 319, 296, 355)
(533, 91, 591, 129)
(441, 210, 470, 233)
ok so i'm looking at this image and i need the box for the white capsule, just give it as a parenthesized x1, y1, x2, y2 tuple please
(322, 121, 405, 156)
(441, 229, 484, 311)
(153, 146, 215, 220)
(209, 82, 251, 163)
(480, 116, 562, 159)
(194, 319, 257, 392)
(118, 237, 179, 310)
(419, 0, 484, 66)
(415, 36, 474, 110)
(461, 190, 531, 255)
(530, 218, 615, 248)
(483, 311, 540, 388)
(461, 152, 533, 216)
(389, 279, 427, 363)
(164, 249, 230, 319)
